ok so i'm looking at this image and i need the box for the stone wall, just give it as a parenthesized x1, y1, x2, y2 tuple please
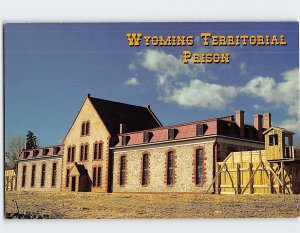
(16, 157, 62, 191)
(62, 97, 110, 192)
(112, 139, 216, 193)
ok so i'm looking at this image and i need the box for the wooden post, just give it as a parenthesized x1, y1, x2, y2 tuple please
(249, 163, 254, 194)
(269, 163, 273, 194)
(237, 163, 241, 194)
(216, 164, 221, 194)
(281, 162, 285, 194)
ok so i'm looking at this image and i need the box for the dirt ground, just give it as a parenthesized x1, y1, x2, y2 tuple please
(4, 191, 300, 218)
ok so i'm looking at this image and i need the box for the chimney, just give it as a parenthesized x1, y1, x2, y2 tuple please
(263, 113, 271, 129)
(87, 93, 90, 98)
(119, 123, 126, 134)
(235, 110, 245, 138)
(254, 114, 263, 141)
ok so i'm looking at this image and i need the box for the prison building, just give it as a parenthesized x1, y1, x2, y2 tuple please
(15, 94, 300, 194)
(16, 146, 63, 191)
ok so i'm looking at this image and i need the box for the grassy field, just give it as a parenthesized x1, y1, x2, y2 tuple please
(4, 191, 300, 218)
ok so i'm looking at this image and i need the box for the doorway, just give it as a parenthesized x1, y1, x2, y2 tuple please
(71, 176, 76, 191)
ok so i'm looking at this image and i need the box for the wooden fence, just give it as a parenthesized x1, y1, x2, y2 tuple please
(206, 150, 300, 194)
(5, 169, 17, 191)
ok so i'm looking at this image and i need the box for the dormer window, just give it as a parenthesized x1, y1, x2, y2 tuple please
(54, 147, 60, 155)
(33, 150, 39, 157)
(24, 151, 30, 158)
(168, 128, 175, 140)
(196, 124, 204, 136)
(81, 121, 90, 136)
(43, 148, 49, 155)
(121, 136, 128, 146)
(143, 131, 152, 143)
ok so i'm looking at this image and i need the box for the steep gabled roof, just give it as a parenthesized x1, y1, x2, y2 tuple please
(89, 96, 162, 136)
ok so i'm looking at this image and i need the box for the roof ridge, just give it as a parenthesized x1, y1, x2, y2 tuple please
(89, 96, 148, 109)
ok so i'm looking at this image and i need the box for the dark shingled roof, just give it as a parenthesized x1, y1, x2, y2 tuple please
(89, 97, 162, 137)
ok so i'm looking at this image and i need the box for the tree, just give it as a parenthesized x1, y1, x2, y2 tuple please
(5, 136, 26, 169)
(26, 131, 39, 149)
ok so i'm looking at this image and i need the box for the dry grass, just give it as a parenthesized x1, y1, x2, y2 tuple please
(5, 191, 300, 219)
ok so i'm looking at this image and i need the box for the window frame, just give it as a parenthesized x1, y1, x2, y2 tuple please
(79, 143, 89, 161)
(66, 169, 70, 187)
(92, 167, 97, 187)
(119, 155, 127, 186)
(41, 163, 46, 187)
(31, 164, 36, 187)
(92, 166, 102, 188)
(93, 141, 103, 160)
(67, 147, 71, 162)
(194, 148, 204, 186)
(168, 129, 175, 140)
(121, 136, 127, 146)
(269, 134, 278, 146)
(166, 151, 175, 186)
(21, 165, 26, 188)
(97, 167, 101, 187)
(52, 162, 57, 187)
(196, 124, 204, 136)
(81, 121, 90, 136)
(141, 153, 149, 186)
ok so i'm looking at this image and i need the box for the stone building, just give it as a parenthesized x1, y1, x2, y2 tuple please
(16, 94, 275, 193)
(16, 145, 63, 191)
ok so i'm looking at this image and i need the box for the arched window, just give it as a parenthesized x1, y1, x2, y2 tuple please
(120, 156, 126, 186)
(22, 165, 26, 187)
(80, 144, 89, 161)
(142, 154, 149, 186)
(81, 121, 90, 136)
(31, 164, 36, 187)
(195, 149, 203, 185)
(41, 164, 46, 187)
(52, 163, 57, 187)
(86, 121, 90, 135)
(166, 151, 174, 185)
(92, 166, 102, 187)
(93, 142, 103, 160)
(66, 169, 70, 187)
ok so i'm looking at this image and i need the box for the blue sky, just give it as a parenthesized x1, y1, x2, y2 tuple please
(4, 22, 299, 146)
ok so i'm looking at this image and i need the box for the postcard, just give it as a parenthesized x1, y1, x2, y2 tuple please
(4, 22, 300, 219)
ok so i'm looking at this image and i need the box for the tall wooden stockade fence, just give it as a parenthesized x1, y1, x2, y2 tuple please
(206, 150, 300, 194)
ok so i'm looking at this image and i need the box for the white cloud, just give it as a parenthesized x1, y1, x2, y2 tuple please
(279, 116, 300, 135)
(164, 79, 238, 109)
(242, 68, 299, 116)
(240, 62, 248, 75)
(253, 104, 260, 110)
(131, 49, 299, 128)
(242, 68, 299, 134)
(128, 62, 136, 71)
(138, 49, 206, 86)
(125, 77, 140, 86)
